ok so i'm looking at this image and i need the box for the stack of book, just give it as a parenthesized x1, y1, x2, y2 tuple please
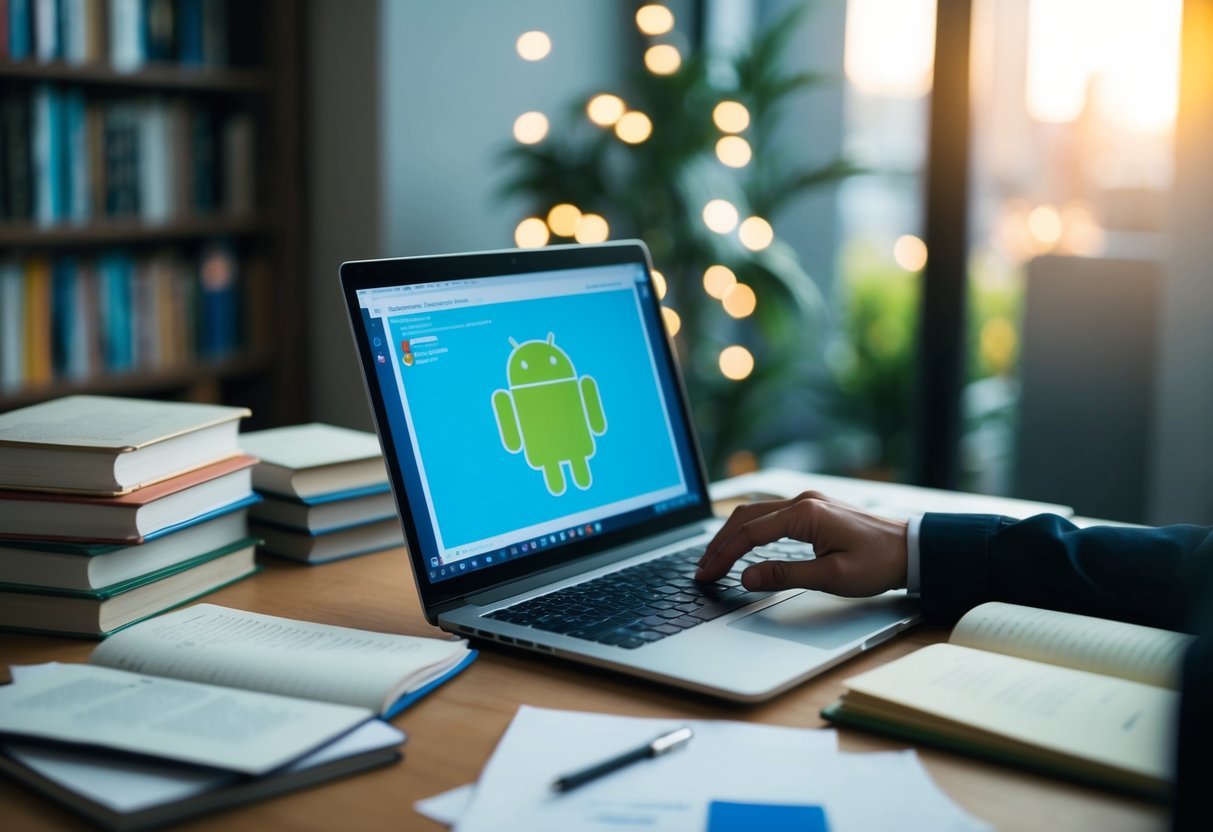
(0, 604, 475, 830)
(0, 395, 260, 637)
(239, 423, 404, 564)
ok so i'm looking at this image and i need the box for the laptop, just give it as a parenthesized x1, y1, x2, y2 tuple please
(339, 241, 919, 702)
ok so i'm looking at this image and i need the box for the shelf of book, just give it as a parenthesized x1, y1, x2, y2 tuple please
(0, 216, 270, 247)
(0, 0, 306, 427)
(0, 61, 273, 94)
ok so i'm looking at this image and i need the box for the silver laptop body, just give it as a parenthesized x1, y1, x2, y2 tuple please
(340, 241, 919, 702)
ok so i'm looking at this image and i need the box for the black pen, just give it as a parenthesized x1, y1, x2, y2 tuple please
(551, 725, 694, 793)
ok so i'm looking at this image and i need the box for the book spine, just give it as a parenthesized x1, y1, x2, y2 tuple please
(136, 97, 171, 223)
(0, 0, 9, 61)
(30, 83, 55, 225)
(50, 254, 75, 376)
(99, 251, 134, 371)
(142, 0, 173, 62)
(176, 0, 201, 65)
(31, 0, 55, 62)
(221, 110, 253, 216)
(2, 91, 33, 221)
(64, 86, 88, 223)
(199, 0, 224, 66)
(8, 0, 31, 60)
(83, 0, 102, 63)
(0, 259, 25, 391)
(23, 255, 52, 384)
(190, 104, 216, 213)
(61, 0, 85, 63)
(197, 240, 237, 357)
(77, 256, 101, 376)
(108, 0, 142, 71)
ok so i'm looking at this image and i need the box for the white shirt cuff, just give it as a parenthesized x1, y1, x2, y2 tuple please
(906, 513, 923, 596)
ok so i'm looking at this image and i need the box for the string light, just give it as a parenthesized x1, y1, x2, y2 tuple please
(651, 269, 667, 299)
(587, 94, 626, 126)
(615, 111, 653, 143)
(1028, 205, 1063, 246)
(702, 199, 739, 233)
(513, 112, 549, 144)
(893, 234, 928, 271)
(546, 204, 582, 237)
(738, 216, 774, 250)
(515, 217, 550, 248)
(515, 31, 551, 61)
(722, 283, 757, 318)
(719, 345, 755, 380)
(575, 213, 610, 243)
(703, 265, 737, 299)
(644, 44, 682, 75)
(715, 135, 752, 168)
(661, 306, 681, 336)
(712, 101, 750, 133)
(636, 4, 675, 35)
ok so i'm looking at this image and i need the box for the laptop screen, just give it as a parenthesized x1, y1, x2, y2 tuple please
(347, 244, 708, 597)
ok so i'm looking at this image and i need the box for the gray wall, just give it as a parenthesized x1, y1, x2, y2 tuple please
(381, 1, 630, 257)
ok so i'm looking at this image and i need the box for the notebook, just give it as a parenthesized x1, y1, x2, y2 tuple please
(339, 240, 921, 701)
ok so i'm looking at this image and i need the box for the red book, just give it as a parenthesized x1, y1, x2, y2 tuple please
(0, 455, 257, 543)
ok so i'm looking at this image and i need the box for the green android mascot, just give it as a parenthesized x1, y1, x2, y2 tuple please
(491, 333, 607, 496)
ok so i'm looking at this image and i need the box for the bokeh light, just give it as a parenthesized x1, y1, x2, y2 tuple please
(893, 234, 928, 271)
(715, 135, 752, 168)
(703, 265, 737, 298)
(661, 306, 681, 336)
(644, 44, 682, 75)
(513, 111, 549, 144)
(719, 345, 755, 381)
(514, 217, 549, 248)
(615, 111, 653, 144)
(738, 216, 774, 250)
(1028, 204, 1063, 245)
(651, 269, 667, 299)
(722, 283, 757, 318)
(712, 101, 750, 133)
(574, 213, 610, 243)
(515, 31, 551, 61)
(636, 4, 675, 36)
(702, 199, 739, 234)
(587, 94, 626, 126)
(546, 204, 582, 237)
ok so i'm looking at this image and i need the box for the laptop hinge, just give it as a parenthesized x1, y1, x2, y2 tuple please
(458, 522, 713, 609)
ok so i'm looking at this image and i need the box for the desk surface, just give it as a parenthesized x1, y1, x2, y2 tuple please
(0, 547, 1165, 831)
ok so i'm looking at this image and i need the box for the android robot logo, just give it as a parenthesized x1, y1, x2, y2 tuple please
(491, 333, 607, 496)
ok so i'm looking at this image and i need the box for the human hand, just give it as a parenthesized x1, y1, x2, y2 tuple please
(695, 491, 909, 596)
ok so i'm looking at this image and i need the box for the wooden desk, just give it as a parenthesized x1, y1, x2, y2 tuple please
(1, 548, 1165, 831)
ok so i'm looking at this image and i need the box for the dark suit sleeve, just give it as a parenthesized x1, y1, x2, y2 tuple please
(918, 513, 1213, 632)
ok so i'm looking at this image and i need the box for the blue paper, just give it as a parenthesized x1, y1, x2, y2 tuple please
(706, 800, 828, 832)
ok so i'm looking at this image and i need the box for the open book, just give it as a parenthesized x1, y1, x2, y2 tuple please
(0, 605, 475, 775)
(822, 602, 1195, 799)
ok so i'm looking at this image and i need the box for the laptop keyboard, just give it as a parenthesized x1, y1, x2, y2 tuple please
(484, 539, 814, 650)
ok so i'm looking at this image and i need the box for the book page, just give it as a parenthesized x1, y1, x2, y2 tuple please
(90, 604, 468, 714)
(843, 643, 1177, 782)
(950, 602, 1194, 688)
(0, 663, 371, 776)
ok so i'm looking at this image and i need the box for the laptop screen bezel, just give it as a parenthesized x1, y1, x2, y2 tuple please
(339, 241, 715, 615)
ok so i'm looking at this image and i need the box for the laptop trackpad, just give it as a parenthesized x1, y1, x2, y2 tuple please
(728, 592, 919, 650)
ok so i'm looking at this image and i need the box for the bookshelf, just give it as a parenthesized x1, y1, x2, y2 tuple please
(0, 0, 307, 428)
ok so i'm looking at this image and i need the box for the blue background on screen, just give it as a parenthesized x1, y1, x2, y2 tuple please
(387, 288, 685, 551)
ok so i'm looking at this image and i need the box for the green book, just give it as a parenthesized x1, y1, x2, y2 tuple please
(0, 539, 259, 637)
